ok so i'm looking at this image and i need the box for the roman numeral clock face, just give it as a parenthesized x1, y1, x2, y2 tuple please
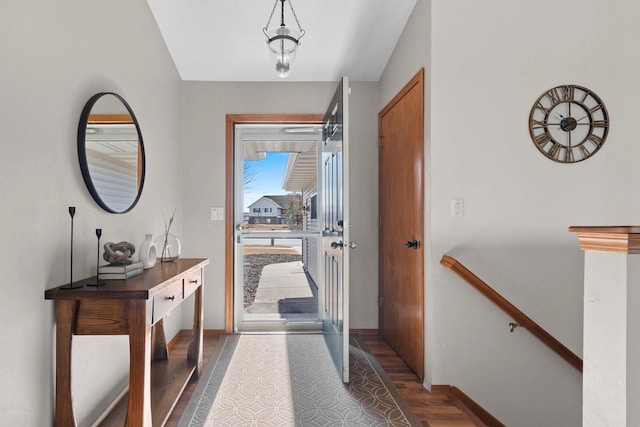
(529, 85, 609, 163)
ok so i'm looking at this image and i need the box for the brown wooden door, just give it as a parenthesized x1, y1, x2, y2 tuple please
(378, 69, 425, 380)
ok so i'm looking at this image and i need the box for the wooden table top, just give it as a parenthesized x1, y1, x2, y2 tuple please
(45, 258, 209, 300)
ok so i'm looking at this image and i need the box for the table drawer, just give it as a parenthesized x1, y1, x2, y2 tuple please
(152, 280, 182, 323)
(184, 269, 202, 298)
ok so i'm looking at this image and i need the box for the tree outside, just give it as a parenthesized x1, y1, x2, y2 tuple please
(286, 192, 304, 230)
(243, 163, 257, 189)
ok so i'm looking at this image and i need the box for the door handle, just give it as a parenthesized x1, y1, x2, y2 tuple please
(405, 239, 419, 249)
(331, 241, 357, 249)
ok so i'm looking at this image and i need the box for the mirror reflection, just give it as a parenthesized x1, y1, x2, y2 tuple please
(78, 93, 145, 213)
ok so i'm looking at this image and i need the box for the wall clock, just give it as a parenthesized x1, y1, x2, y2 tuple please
(529, 85, 609, 163)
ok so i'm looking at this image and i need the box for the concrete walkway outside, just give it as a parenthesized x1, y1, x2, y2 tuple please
(244, 261, 318, 322)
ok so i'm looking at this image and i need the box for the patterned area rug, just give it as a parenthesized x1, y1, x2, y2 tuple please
(178, 334, 422, 426)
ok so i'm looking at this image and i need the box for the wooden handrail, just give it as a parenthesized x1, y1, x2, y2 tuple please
(440, 255, 583, 373)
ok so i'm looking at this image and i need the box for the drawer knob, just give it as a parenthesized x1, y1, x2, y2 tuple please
(166, 295, 175, 301)
(190, 279, 198, 284)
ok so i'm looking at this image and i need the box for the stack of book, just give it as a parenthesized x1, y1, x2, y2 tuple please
(98, 261, 144, 280)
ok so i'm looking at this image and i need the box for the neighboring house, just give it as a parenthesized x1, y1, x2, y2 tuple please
(247, 195, 291, 224)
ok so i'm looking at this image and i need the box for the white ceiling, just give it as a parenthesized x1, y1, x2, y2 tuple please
(146, 0, 416, 82)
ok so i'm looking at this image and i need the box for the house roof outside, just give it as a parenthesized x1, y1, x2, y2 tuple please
(263, 195, 291, 209)
(248, 195, 292, 210)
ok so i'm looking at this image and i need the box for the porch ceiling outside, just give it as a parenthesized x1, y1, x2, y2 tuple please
(235, 123, 320, 192)
(283, 151, 317, 192)
(238, 124, 321, 161)
(244, 140, 316, 161)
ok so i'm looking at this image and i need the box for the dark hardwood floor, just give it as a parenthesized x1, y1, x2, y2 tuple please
(165, 331, 482, 427)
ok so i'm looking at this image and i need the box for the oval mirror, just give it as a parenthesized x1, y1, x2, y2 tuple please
(77, 92, 145, 213)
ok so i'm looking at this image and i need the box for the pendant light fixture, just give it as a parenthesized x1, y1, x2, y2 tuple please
(263, 0, 305, 78)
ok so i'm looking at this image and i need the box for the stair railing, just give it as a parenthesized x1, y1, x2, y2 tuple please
(440, 255, 583, 372)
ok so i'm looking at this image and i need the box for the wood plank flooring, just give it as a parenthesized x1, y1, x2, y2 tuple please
(357, 334, 484, 427)
(165, 331, 482, 426)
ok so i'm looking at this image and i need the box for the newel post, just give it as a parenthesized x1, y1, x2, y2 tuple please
(569, 226, 640, 427)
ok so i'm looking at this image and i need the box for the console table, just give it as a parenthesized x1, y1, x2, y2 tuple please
(45, 258, 209, 427)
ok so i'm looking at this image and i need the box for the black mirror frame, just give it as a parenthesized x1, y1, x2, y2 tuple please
(77, 92, 146, 214)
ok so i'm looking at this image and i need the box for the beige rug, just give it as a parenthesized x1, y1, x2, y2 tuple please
(178, 334, 422, 426)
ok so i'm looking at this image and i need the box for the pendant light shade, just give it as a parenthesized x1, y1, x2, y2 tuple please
(263, 0, 305, 78)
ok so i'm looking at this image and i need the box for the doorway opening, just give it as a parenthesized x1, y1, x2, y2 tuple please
(228, 118, 325, 332)
(224, 79, 350, 381)
(225, 79, 351, 381)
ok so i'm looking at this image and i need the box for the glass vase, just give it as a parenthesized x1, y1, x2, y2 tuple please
(155, 232, 181, 262)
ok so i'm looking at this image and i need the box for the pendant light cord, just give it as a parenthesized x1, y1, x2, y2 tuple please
(280, 0, 285, 26)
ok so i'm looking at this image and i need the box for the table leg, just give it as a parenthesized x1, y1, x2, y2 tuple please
(151, 318, 169, 362)
(187, 285, 203, 377)
(125, 299, 152, 427)
(55, 300, 77, 427)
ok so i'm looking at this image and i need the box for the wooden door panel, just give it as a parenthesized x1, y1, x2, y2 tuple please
(379, 69, 425, 380)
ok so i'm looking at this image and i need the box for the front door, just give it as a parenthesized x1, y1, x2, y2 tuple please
(321, 77, 352, 383)
(378, 69, 425, 380)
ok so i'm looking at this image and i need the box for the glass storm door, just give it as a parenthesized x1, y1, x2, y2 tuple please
(233, 123, 323, 332)
(321, 77, 352, 383)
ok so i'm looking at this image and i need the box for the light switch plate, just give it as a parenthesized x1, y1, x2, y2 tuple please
(210, 207, 224, 221)
(451, 199, 463, 217)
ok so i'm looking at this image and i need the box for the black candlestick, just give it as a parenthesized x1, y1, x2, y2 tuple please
(60, 207, 83, 289)
(86, 228, 106, 287)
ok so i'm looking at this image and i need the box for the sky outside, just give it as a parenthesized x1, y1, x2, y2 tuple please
(243, 152, 289, 211)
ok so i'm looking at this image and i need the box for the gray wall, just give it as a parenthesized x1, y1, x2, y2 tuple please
(180, 81, 379, 330)
(0, 0, 182, 425)
(381, 0, 640, 425)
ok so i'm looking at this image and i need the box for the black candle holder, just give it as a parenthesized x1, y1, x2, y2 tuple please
(86, 228, 106, 287)
(60, 207, 83, 290)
